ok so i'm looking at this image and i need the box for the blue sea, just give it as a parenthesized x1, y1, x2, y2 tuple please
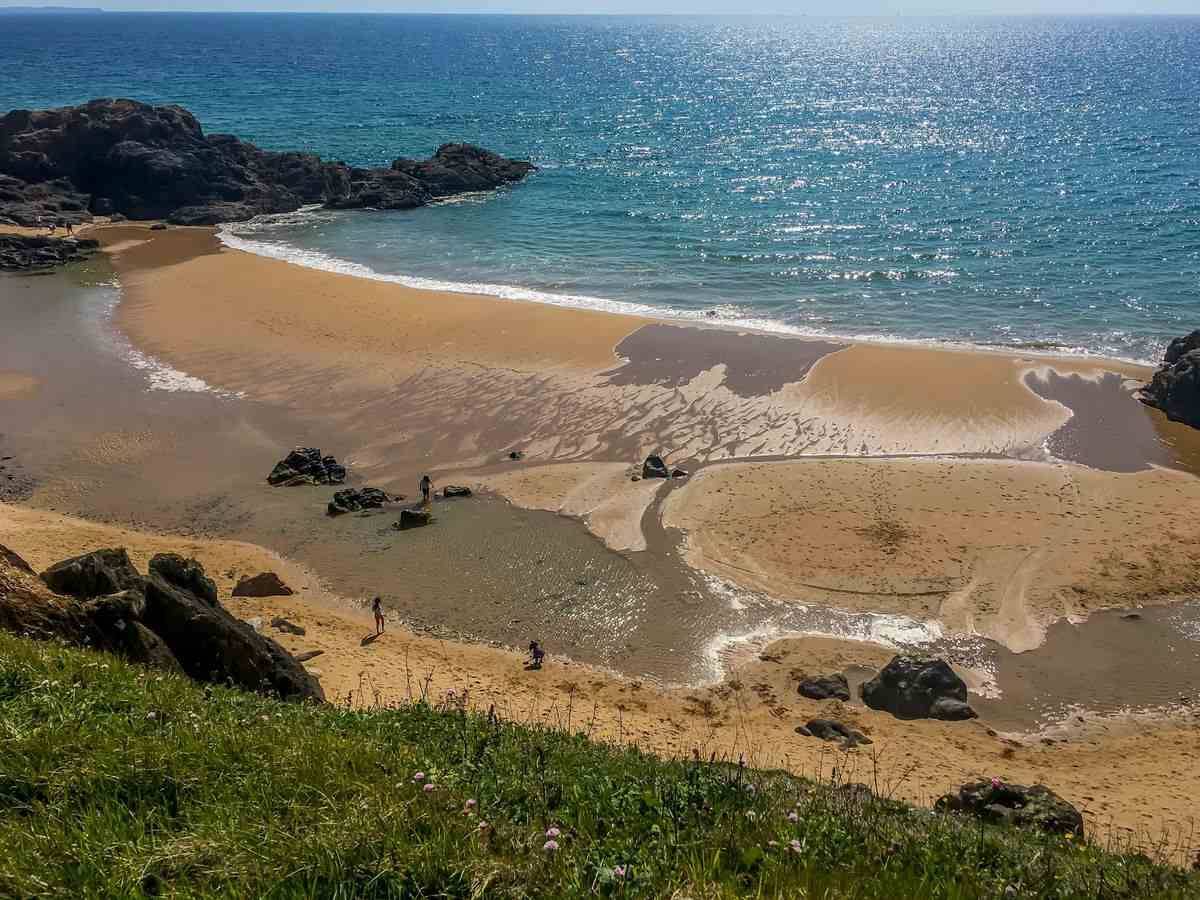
(3, 13, 1198, 363)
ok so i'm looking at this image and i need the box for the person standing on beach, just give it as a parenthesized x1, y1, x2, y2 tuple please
(420, 474, 432, 505)
(372, 596, 385, 635)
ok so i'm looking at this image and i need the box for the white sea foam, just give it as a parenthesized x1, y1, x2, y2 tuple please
(217, 209, 1159, 368)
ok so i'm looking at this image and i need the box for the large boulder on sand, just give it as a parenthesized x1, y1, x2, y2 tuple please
(394, 508, 432, 530)
(1141, 330, 1200, 428)
(936, 780, 1084, 837)
(40, 547, 143, 598)
(796, 718, 871, 749)
(642, 454, 670, 479)
(231, 572, 294, 598)
(860, 655, 977, 721)
(267, 448, 346, 486)
(141, 554, 323, 702)
(798, 673, 850, 702)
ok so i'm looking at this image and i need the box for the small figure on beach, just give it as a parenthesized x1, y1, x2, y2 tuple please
(420, 474, 433, 505)
(372, 596, 385, 635)
(44, 218, 56, 234)
(527, 640, 545, 670)
(63, 220, 74, 235)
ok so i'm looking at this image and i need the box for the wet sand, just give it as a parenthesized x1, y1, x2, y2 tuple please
(3, 224, 1200, 858)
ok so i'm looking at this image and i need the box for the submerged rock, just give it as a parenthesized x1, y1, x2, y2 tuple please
(0, 99, 535, 227)
(860, 655, 977, 721)
(642, 454, 669, 479)
(1141, 330, 1200, 428)
(327, 487, 391, 516)
(936, 780, 1084, 837)
(267, 447, 346, 487)
(231, 572, 294, 598)
(798, 673, 851, 702)
(395, 508, 432, 530)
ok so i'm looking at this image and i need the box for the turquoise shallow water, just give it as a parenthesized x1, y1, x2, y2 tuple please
(3, 13, 1198, 362)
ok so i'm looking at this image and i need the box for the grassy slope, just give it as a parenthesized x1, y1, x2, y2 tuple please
(0, 633, 1196, 899)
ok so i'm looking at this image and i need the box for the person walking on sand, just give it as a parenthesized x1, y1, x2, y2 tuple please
(527, 640, 545, 670)
(420, 474, 432, 505)
(372, 596, 385, 635)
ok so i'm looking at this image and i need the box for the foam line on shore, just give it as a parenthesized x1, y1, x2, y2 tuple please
(216, 214, 1158, 369)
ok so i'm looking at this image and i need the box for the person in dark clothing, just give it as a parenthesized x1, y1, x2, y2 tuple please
(420, 474, 432, 504)
(372, 596, 385, 635)
(528, 641, 545, 670)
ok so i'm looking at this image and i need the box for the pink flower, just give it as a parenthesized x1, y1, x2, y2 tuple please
(477, 820, 490, 831)
(423, 783, 436, 793)
(613, 865, 626, 878)
(413, 772, 425, 783)
(787, 811, 799, 823)
(545, 826, 561, 839)
(991, 777, 1003, 790)
(789, 839, 802, 853)
(543, 840, 559, 852)
(465, 799, 477, 809)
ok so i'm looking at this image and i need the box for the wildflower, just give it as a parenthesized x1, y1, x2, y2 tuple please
(745, 810, 757, 821)
(413, 772, 426, 783)
(543, 840, 559, 852)
(789, 839, 802, 853)
(991, 777, 1003, 790)
(545, 826, 561, 839)
(767, 840, 779, 848)
(146, 711, 157, 720)
(613, 865, 626, 879)
(423, 783, 436, 793)
(787, 811, 799, 823)
(465, 799, 477, 809)
(477, 820, 490, 832)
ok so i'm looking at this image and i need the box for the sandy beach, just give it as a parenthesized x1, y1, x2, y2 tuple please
(2, 221, 1199, 858)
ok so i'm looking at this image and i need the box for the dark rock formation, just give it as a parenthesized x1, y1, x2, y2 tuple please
(0, 234, 99, 271)
(267, 448, 346, 487)
(929, 697, 978, 721)
(142, 553, 323, 702)
(294, 649, 324, 663)
(270, 616, 305, 636)
(327, 486, 392, 516)
(442, 485, 472, 498)
(40, 547, 142, 598)
(796, 718, 872, 749)
(507, 450, 524, 460)
(0, 99, 535, 228)
(0, 542, 34, 575)
(798, 673, 851, 702)
(395, 508, 432, 530)
(642, 454, 669, 479)
(1141, 330, 1200, 428)
(936, 780, 1084, 837)
(860, 655, 977, 721)
(231, 572, 294, 598)
(671, 467, 689, 479)
(4, 547, 322, 702)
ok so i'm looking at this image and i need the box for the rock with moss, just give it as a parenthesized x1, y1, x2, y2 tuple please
(936, 780, 1084, 837)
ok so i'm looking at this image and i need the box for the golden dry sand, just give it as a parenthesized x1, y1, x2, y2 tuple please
(3, 504, 1198, 858)
(663, 458, 1200, 651)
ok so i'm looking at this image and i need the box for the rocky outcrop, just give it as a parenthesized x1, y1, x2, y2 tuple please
(936, 780, 1084, 837)
(231, 572, 294, 598)
(795, 718, 871, 749)
(798, 673, 851, 702)
(0, 99, 535, 228)
(270, 616, 305, 636)
(642, 454, 669, 479)
(2, 546, 322, 702)
(1141, 330, 1200, 428)
(40, 547, 143, 598)
(0, 234, 99, 271)
(442, 485, 472, 498)
(267, 448, 346, 487)
(0, 543, 34, 575)
(141, 553, 323, 701)
(860, 655, 977, 721)
(327, 487, 392, 516)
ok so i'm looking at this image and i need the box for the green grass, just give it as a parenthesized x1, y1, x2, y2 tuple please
(0, 633, 1196, 899)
